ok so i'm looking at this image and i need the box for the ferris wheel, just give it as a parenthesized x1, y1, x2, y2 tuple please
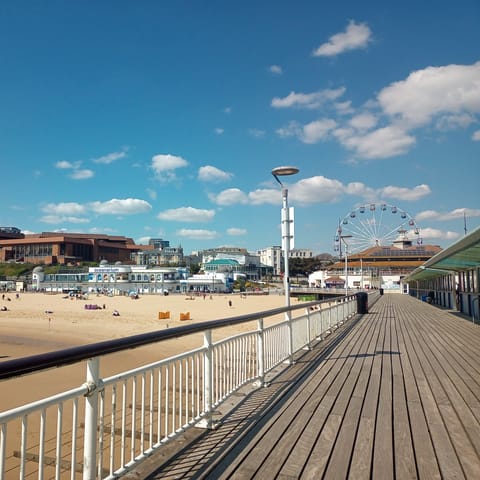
(333, 203, 422, 255)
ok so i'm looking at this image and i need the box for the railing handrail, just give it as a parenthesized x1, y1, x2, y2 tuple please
(0, 298, 344, 381)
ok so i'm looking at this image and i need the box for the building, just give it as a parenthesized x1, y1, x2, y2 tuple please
(132, 244, 185, 266)
(200, 247, 270, 280)
(289, 248, 314, 259)
(258, 246, 282, 276)
(0, 231, 140, 265)
(309, 236, 442, 292)
(31, 262, 236, 294)
(258, 246, 313, 277)
(32, 262, 190, 294)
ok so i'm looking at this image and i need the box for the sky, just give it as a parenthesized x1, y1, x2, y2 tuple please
(1, 0, 479, 256)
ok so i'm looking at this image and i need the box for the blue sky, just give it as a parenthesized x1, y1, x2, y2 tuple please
(1, 1, 479, 255)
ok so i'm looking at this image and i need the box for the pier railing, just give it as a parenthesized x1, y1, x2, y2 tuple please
(0, 292, 375, 479)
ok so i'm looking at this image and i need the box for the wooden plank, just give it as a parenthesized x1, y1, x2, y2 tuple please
(348, 307, 386, 479)
(396, 305, 442, 480)
(372, 315, 394, 480)
(400, 307, 464, 479)
(400, 306, 480, 478)
(322, 395, 364, 478)
(301, 413, 343, 480)
(322, 318, 381, 479)
(391, 313, 417, 479)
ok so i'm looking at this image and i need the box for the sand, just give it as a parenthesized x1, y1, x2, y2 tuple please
(0, 290, 295, 409)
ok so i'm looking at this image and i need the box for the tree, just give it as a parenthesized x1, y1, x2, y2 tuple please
(288, 254, 335, 277)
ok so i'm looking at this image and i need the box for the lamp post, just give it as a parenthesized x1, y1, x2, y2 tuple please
(272, 166, 299, 364)
(340, 235, 352, 296)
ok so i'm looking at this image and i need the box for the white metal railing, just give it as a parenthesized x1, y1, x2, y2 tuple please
(0, 293, 374, 479)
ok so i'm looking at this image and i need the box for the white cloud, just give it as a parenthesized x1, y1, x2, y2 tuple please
(344, 182, 376, 200)
(349, 113, 378, 131)
(278, 176, 430, 205)
(436, 113, 474, 131)
(69, 169, 95, 180)
(146, 188, 157, 200)
(276, 121, 302, 138)
(378, 184, 431, 201)
(335, 101, 354, 115)
(42, 202, 87, 215)
(158, 206, 215, 222)
(89, 198, 152, 215)
(55, 160, 94, 180)
(248, 188, 278, 205)
(290, 176, 345, 204)
(276, 119, 337, 143)
(301, 119, 337, 143)
(313, 20, 372, 57)
(276, 61, 480, 160)
(378, 62, 480, 128)
(198, 165, 233, 183)
(227, 227, 247, 236)
(176, 228, 218, 240)
(269, 65, 283, 75)
(151, 154, 188, 181)
(338, 125, 415, 159)
(55, 160, 78, 169)
(136, 236, 152, 245)
(272, 87, 345, 109)
(210, 188, 249, 206)
(214, 128, 224, 135)
(418, 227, 460, 241)
(92, 149, 128, 164)
(39, 215, 90, 224)
(416, 208, 480, 222)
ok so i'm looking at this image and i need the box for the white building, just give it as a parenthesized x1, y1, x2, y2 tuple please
(258, 246, 282, 276)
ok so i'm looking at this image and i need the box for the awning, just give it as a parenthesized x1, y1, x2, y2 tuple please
(404, 226, 480, 282)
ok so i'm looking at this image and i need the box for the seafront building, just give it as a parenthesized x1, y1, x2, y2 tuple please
(31, 262, 234, 294)
(0, 231, 139, 264)
(309, 235, 442, 292)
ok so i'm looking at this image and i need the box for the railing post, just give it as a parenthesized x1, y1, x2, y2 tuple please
(328, 302, 332, 332)
(286, 309, 294, 364)
(83, 357, 99, 480)
(198, 329, 214, 429)
(305, 308, 312, 350)
(256, 318, 268, 387)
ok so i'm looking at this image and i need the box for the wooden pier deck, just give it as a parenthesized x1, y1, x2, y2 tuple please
(134, 294, 480, 479)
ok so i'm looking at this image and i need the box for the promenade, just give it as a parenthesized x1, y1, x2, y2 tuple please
(134, 294, 480, 479)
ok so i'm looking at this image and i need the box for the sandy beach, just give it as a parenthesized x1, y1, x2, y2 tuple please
(0, 290, 296, 409)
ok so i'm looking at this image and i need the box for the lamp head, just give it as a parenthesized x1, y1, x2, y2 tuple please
(271, 166, 299, 185)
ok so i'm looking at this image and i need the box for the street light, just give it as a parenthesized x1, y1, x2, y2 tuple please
(272, 166, 299, 363)
(340, 234, 352, 296)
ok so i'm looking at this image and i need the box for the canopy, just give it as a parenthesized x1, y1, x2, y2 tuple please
(404, 226, 480, 282)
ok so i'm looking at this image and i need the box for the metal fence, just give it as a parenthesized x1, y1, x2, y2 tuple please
(0, 292, 375, 479)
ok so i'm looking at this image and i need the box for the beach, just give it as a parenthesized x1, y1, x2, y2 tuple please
(0, 290, 294, 409)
